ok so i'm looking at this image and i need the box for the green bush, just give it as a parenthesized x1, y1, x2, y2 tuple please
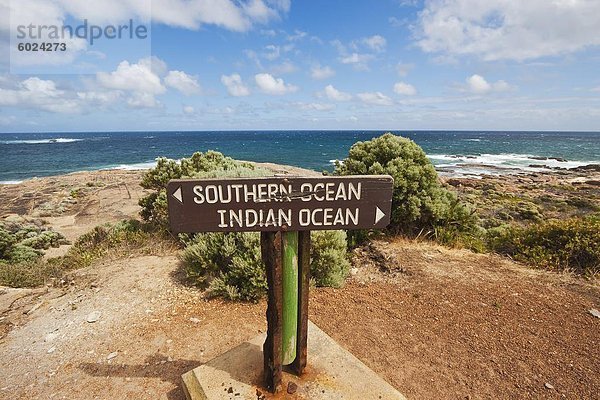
(182, 232, 266, 301)
(181, 230, 350, 301)
(0, 220, 66, 264)
(490, 215, 600, 275)
(59, 219, 161, 270)
(0, 259, 61, 287)
(334, 133, 477, 238)
(310, 230, 350, 287)
(139, 151, 270, 227)
(0, 226, 16, 259)
(1, 219, 67, 287)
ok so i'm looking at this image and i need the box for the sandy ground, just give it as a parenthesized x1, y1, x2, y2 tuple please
(0, 168, 599, 399)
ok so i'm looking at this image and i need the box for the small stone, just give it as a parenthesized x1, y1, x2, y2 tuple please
(47, 346, 56, 354)
(589, 309, 600, 318)
(545, 383, 554, 390)
(287, 382, 298, 394)
(350, 267, 359, 276)
(190, 317, 201, 323)
(106, 352, 118, 360)
(86, 311, 101, 323)
(227, 387, 234, 394)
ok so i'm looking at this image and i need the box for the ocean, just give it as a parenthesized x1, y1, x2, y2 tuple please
(1, 130, 599, 183)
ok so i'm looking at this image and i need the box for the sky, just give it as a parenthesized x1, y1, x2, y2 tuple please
(0, 0, 599, 132)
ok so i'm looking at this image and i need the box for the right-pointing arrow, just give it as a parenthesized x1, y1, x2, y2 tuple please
(374, 206, 385, 224)
(172, 186, 183, 204)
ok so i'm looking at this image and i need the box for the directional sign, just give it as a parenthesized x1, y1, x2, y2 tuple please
(166, 175, 393, 233)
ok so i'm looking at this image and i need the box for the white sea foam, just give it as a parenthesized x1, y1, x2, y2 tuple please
(1, 138, 84, 144)
(429, 153, 596, 176)
(0, 180, 23, 185)
(107, 161, 157, 170)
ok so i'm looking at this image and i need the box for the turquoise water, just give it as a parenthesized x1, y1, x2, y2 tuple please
(1, 130, 599, 183)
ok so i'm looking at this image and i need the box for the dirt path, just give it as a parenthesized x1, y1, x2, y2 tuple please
(312, 239, 600, 399)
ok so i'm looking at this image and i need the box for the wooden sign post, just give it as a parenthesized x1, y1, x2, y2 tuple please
(167, 175, 393, 393)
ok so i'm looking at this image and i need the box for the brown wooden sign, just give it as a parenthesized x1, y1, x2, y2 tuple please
(167, 175, 393, 233)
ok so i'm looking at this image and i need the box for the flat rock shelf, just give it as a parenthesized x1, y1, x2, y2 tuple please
(182, 321, 406, 400)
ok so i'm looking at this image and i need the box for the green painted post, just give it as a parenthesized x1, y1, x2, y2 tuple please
(281, 231, 298, 365)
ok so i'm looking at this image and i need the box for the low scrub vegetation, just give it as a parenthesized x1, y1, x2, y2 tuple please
(0, 219, 68, 287)
(0, 219, 173, 288)
(489, 215, 600, 276)
(0, 219, 67, 264)
(334, 133, 479, 245)
(180, 230, 350, 301)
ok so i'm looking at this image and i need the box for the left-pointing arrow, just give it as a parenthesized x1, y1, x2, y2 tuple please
(172, 186, 183, 204)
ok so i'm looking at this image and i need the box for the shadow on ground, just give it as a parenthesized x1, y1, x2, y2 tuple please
(79, 353, 201, 400)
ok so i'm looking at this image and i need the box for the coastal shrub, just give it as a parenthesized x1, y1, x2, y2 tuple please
(182, 232, 266, 301)
(181, 230, 350, 301)
(139, 151, 270, 227)
(490, 215, 600, 275)
(0, 226, 16, 259)
(0, 220, 66, 264)
(58, 219, 170, 270)
(0, 259, 61, 288)
(310, 230, 350, 287)
(334, 133, 478, 238)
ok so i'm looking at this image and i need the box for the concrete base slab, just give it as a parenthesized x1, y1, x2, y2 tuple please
(182, 321, 406, 400)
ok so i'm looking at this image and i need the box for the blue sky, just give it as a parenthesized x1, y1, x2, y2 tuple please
(1, 0, 599, 132)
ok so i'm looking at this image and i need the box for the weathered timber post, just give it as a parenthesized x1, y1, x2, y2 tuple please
(261, 231, 283, 391)
(166, 175, 393, 394)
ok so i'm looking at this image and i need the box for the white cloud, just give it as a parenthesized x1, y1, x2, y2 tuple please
(310, 65, 335, 80)
(221, 73, 251, 97)
(263, 44, 280, 60)
(270, 60, 297, 75)
(466, 75, 490, 93)
(164, 71, 201, 95)
(465, 74, 511, 94)
(0, 77, 81, 113)
(127, 92, 160, 108)
(331, 39, 377, 70)
(94, 57, 199, 107)
(97, 58, 165, 95)
(183, 105, 195, 114)
(416, 0, 600, 61)
(99, 0, 284, 31)
(393, 82, 417, 96)
(396, 62, 414, 77)
(357, 92, 393, 106)
(2, 0, 288, 37)
(287, 29, 308, 41)
(293, 102, 335, 111)
(76, 90, 121, 106)
(362, 35, 387, 52)
(323, 85, 352, 101)
(339, 53, 374, 65)
(254, 73, 298, 95)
